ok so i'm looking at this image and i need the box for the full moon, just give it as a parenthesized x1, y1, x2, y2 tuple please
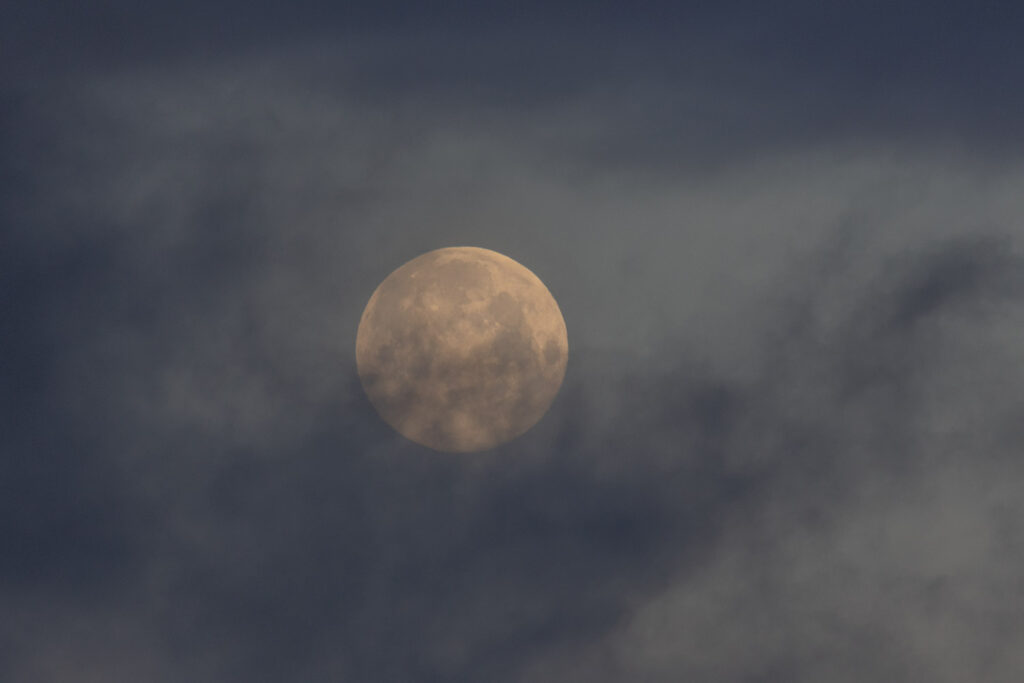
(355, 247, 568, 452)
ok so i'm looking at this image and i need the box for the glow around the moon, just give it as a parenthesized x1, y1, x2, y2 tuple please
(355, 247, 568, 452)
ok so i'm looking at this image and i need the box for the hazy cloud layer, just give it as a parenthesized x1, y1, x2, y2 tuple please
(3, 12, 1024, 682)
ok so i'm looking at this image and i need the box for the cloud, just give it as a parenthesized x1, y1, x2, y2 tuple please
(522, 230, 1024, 683)
(3, 29, 1024, 682)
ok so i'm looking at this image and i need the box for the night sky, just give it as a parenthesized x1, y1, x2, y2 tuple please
(4, 2, 1024, 681)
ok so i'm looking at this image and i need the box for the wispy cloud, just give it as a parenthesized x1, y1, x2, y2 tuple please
(3, 20, 1024, 681)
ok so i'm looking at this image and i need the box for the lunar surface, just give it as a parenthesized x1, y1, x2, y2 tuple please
(355, 247, 568, 452)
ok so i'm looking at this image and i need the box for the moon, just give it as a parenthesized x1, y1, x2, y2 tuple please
(355, 247, 568, 452)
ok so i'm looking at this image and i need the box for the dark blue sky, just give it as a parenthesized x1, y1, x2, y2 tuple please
(3, 2, 1024, 681)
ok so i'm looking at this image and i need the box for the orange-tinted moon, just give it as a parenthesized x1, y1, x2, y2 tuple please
(355, 247, 568, 452)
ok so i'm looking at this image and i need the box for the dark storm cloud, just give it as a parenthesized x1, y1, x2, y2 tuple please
(3, 3, 1024, 681)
